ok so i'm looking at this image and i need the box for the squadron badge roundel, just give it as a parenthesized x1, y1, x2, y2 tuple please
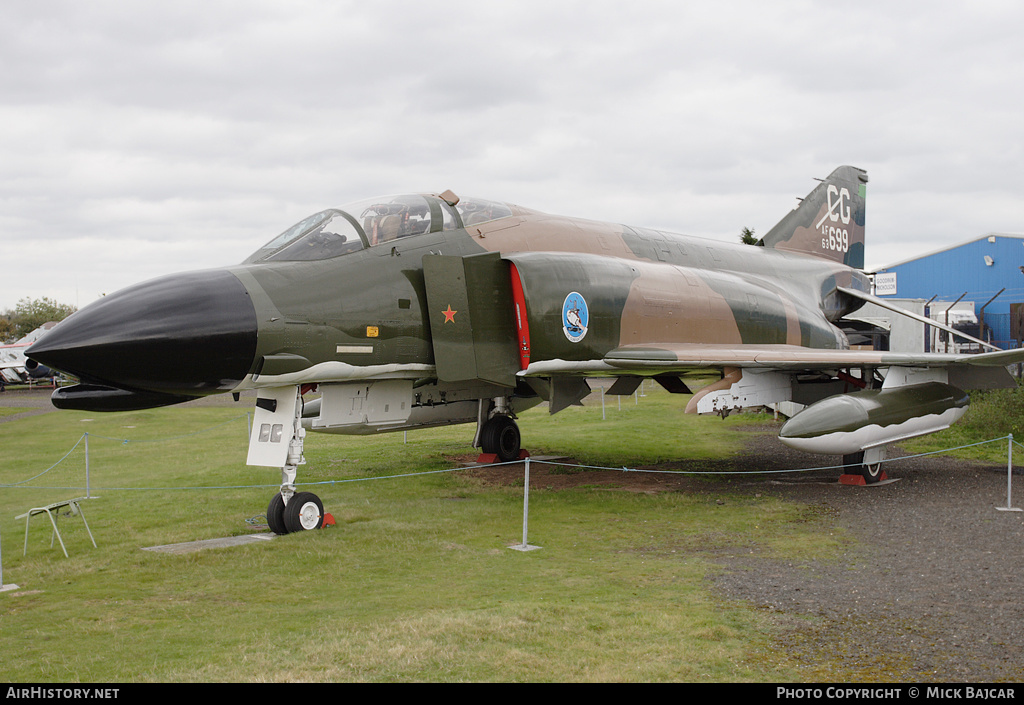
(561, 292, 589, 343)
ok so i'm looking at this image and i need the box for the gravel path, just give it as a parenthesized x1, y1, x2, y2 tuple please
(706, 431, 1024, 683)
(0, 387, 58, 422)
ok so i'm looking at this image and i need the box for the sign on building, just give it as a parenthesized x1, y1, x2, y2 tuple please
(874, 272, 897, 296)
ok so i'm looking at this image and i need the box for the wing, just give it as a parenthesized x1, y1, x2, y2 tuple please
(520, 342, 1024, 417)
(521, 342, 1024, 376)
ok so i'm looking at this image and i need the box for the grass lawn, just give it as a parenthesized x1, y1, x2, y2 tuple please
(900, 384, 1024, 462)
(1, 386, 843, 682)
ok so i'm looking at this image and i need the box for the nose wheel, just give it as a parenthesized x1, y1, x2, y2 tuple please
(267, 493, 287, 535)
(284, 492, 325, 532)
(267, 491, 325, 534)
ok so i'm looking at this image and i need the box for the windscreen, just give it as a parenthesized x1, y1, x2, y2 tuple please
(245, 209, 365, 263)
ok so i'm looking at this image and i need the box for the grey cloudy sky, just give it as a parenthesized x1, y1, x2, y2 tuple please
(2, 0, 1021, 311)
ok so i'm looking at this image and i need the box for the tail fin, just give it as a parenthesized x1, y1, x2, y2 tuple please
(760, 165, 868, 270)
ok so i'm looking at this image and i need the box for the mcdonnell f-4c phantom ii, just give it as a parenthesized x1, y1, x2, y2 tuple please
(28, 166, 1024, 534)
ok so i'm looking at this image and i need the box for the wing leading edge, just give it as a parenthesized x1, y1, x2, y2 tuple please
(521, 342, 1023, 422)
(521, 343, 1024, 376)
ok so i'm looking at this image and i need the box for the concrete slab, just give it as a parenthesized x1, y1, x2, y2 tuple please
(141, 533, 275, 554)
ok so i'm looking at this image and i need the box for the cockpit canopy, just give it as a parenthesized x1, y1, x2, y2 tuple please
(245, 193, 515, 263)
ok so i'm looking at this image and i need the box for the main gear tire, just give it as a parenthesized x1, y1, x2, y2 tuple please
(861, 461, 884, 484)
(481, 415, 521, 463)
(842, 451, 883, 484)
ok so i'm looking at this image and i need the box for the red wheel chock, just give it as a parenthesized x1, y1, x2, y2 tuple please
(839, 471, 888, 486)
(476, 450, 530, 464)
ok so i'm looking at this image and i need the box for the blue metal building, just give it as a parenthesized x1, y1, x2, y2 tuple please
(874, 233, 1024, 349)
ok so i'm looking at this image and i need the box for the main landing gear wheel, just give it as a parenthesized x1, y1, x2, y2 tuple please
(862, 461, 884, 484)
(267, 491, 324, 534)
(481, 415, 521, 462)
(842, 452, 884, 484)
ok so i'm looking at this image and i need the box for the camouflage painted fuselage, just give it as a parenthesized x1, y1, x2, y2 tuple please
(28, 166, 876, 414)
(226, 205, 867, 391)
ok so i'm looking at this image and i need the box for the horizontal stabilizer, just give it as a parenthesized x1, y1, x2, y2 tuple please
(838, 286, 998, 352)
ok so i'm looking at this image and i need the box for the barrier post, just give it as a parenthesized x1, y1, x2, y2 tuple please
(510, 456, 540, 551)
(997, 433, 1021, 512)
(522, 457, 530, 545)
(84, 432, 90, 499)
(1, 526, 17, 592)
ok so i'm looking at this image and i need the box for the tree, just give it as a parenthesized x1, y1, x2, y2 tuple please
(0, 314, 14, 343)
(739, 227, 758, 245)
(8, 297, 77, 340)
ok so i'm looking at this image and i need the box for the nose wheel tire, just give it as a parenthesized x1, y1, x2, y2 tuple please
(481, 415, 521, 463)
(267, 492, 288, 535)
(267, 491, 324, 534)
(283, 492, 325, 532)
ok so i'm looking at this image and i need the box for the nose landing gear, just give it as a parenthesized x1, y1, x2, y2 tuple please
(251, 386, 327, 535)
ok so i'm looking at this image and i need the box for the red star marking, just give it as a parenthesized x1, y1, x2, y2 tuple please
(442, 304, 457, 323)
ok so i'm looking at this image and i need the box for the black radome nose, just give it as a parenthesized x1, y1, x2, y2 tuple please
(28, 269, 258, 398)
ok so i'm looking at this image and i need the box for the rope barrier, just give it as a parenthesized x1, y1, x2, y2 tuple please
(0, 414, 250, 489)
(2, 434, 87, 487)
(86, 413, 250, 444)
(3, 460, 526, 492)
(2, 419, 1019, 492)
